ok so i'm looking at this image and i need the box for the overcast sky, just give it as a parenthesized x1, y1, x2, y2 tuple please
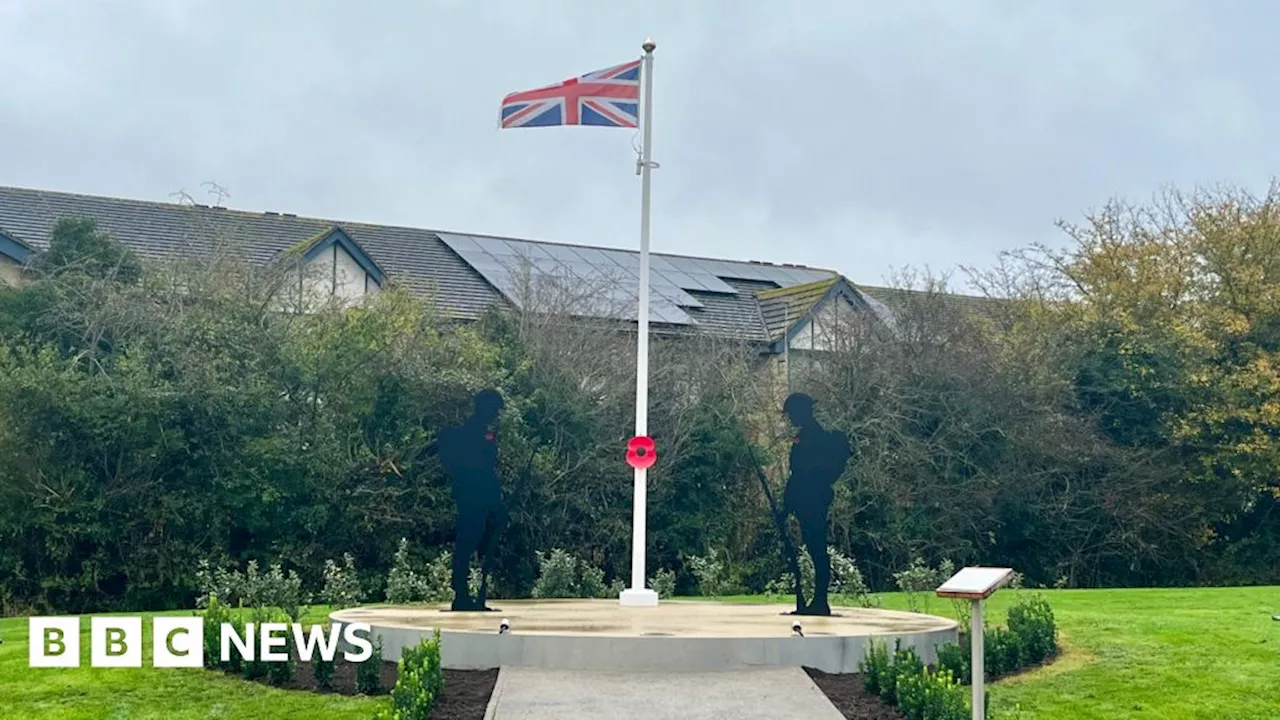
(2, 1, 1276, 290)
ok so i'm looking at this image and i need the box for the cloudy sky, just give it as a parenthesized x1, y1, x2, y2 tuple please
(2, 1, 1276, 290)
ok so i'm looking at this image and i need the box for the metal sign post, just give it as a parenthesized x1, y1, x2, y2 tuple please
(936, 567, 1015, 720)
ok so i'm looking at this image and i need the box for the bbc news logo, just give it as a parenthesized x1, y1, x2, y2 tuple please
(29, 617, 374, 668)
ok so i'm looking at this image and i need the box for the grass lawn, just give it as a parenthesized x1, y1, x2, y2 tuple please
(2, 587, 1277, 719)
(725, 585, 1280, 719)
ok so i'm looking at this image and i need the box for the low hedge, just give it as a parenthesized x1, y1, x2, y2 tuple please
(374, 630, 443, 720)
(937, 594, 1058, 682)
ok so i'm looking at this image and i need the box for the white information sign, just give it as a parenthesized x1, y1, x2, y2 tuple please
(936, 566, 1014, 600)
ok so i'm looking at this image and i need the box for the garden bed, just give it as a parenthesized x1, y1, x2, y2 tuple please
(233, 657, 499, 720)
(805, 668, 907, 720)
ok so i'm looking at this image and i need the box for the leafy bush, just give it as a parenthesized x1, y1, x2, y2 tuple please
(376, 631, 444, 720)
(765, 547, 876, 607)
(861, 639, 969, 720)
(386, 539, 423, 604)
(936, 594, 1059, 684)
(649, 568, 677, 598)
(263, 612, 297, 686)
(936, 640, 968, 681)
(1007, 594, 1056, 664)
(532, 549, 582, 598)
(356, 635, 384, 695)
(531, 548, 618, 598)
(893, 557, 954, 613)
(195, 560, 241, 609)
(685, 548, 740, 597)
(894, 666, 969, 720)
(313, 637, 336, 691)
(200, 593, 235, 671)
(321, 553, 363, 609)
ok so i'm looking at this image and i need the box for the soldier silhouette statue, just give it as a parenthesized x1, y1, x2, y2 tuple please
(438, 389, 508, 611)
(781, 392, 851, 616)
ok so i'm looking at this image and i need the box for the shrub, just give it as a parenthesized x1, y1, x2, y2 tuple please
(313, 641, 336, 691)
(765, 547, 876, 607)
(531, 548, 617, 598)
(421, 550, 483, 603)
(387, 539, 424, 604)
(532, 549, 582, 598)
(936, 640, 968, 681)
(378, 631, 444, 720)
(1007, 594, 1056, 664)
(263, 612, 297, 686)
(321, 553, 363, 609)
(893, 557, 953, 613)
(649, 568, 677, 598)
(356, 635, 384, 694)
(862, 639, 969, 720)
(578, 561, 607, 599)
(861, 638, 893, 697)
(894, 666, 968, 720)
(195, 560, 242, 609)
(200, 593, 235, 671)
(937, 594, 1059, 685)
(686, 548, 739, 597)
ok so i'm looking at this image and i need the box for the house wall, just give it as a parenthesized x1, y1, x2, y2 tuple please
(0, 255, 26, 288)
(278, 243, 378, 312)
(789, 296, 860, 352)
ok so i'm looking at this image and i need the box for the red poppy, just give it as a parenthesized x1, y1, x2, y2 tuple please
(626, 435, 657, 470)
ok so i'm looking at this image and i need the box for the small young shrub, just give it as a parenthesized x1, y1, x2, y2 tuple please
(935, 641, 969, 682)
(1007, 594, 1057, 664)
(195, 560, 242, 609)
(385, 630, 444, 720)
(263, 611, 297, 686)
(860, 639, 892, 696)
(200, 593, 235, 671)
(532, 549, 581, 598)
(578, 561, 608, 599)
(263, 562, 306, 622)
(238, 616, 269, 681)
(894, 666, 968, 720)
(313, 645, 336, 691)
(387, 539, 424, 604)
(649, 568, 676, 598)
(686, 548, 738, 597)
(356, 635, 384, 694)
(608, 577, 627, 597)
(893, 557, 952, 613)
(321, 553, 363, 609)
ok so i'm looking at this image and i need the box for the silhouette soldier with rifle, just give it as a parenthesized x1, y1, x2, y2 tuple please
(780, 392, 850, 616)
(438, 389, 508, 611)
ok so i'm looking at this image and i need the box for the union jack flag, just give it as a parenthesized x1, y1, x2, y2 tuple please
(500, 59, 641, 129)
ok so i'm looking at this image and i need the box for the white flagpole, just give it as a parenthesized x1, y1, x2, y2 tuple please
(619, 38, 660, 608)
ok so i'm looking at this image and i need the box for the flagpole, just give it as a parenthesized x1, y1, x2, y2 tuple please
(620, 37, 660, 608)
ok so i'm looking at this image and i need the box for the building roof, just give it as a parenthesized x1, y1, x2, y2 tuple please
(0, 184, 989, 342)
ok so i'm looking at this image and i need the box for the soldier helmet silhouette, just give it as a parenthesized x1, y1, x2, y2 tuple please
(473, 389, 504, 422)
(783, 392, 815, 425)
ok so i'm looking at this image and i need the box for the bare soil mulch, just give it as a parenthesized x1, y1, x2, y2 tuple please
(230, 657, 499, 720)
(804, 668, 908, 720)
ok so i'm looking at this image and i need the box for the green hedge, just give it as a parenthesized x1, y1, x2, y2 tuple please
(375, 631, 443, 720)
(937, 594, 1058, 682)
(861, 640, 971, 720)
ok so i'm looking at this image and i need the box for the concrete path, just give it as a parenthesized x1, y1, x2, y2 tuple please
(484, 666, 846, 720)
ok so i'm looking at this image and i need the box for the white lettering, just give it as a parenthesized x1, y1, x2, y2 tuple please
(259, 623, 289, 662)
(291, 623, 342, 662)
(221, 623, 254, 662)
(341, 623, 374, 662)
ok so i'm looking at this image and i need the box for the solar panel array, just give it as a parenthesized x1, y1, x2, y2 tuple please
(438, 232, 836, 326)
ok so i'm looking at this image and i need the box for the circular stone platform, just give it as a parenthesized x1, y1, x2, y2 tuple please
(330, 600, 957, 673)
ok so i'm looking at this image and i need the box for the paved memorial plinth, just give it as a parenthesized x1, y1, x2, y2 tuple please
(330, 599, 957, 673)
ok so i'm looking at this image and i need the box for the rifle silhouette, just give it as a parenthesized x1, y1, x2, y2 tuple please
(744, 439, 807, 615)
